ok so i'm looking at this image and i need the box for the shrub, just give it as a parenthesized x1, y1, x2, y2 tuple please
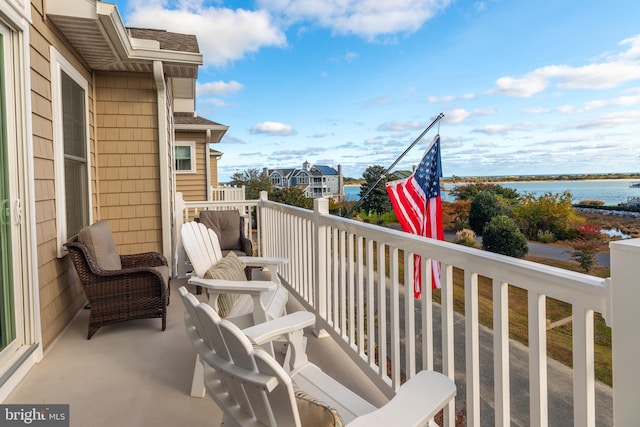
(513, 191, 581, 240)
(568, 240, 601, 272)
(482, 215, 528, 258)
(568, 222, 604, 272)
(442, 200, 471, 231)
(455, 228, 477, 247)
(536, 229, 556, 243)
(469, 192, 504, 235)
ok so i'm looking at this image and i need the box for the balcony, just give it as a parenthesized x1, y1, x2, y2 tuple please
(7, 191, 636, 426)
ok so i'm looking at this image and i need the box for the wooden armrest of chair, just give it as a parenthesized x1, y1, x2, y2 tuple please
(187, 278, 277, 294)
(237, 256, 288, 268)
(243, 311, 315, 346)
(347, 371, 456, 427)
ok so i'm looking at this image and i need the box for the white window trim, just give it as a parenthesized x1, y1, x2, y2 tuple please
(175, 141, 196, 174)
(50, 47, 92, 258)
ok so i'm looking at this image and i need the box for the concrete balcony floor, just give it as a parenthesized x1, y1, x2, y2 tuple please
(5, 279, 387, 427)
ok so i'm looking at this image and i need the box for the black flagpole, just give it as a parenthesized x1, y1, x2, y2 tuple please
(344, 112, 445, 218)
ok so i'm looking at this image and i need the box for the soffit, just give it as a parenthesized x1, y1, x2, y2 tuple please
(45, 0, 202, 78)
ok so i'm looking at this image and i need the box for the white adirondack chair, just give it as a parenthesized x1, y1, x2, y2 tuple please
(180, 222, 290, 396)
(181, 221, 289, 328)
(181, 286, 457, 427)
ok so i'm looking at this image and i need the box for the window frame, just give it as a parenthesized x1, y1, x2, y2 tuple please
(175, 141, 196, 174)
(51, 47, 91, 258)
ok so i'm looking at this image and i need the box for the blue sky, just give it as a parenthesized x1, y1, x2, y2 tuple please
(112, 0, 640, 181)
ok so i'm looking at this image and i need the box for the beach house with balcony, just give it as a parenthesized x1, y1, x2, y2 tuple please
(265, 160, 345, 201)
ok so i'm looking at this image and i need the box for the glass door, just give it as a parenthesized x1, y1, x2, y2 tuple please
(0, 33, 15, 350)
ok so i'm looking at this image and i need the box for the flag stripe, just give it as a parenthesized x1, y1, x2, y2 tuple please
(386, 135, 444, 297)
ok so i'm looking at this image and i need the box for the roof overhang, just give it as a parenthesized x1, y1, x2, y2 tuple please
(45, 0, 202, 78)
(175, 123, 229, 144)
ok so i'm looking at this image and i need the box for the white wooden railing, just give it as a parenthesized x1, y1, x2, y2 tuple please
(174, 192, 638, 426)
(174, 192, 260, 278)
(210, 185, 245, 201)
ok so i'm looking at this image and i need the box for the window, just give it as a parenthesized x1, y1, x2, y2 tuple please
(175, 141, 196, 173)
(52, 48, 91, 257)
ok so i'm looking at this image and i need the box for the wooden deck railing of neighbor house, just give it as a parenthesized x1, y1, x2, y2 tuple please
(175, 191, 639, 427)
(210, 185, 245, 201)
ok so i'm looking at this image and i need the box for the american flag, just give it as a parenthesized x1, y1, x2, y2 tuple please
(386, 135, 444, 297)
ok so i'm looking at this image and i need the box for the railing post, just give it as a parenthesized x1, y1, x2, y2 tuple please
(313, 197, 329, 337)
(174, 192, 186, 278)
(610, 239, 640, 426)
(258, 191, 269, 257)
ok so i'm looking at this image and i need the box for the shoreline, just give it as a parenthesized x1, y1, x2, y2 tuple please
(441, 177, 640, 185)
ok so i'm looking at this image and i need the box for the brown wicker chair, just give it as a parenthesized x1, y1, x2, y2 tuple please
(64, 221, 170, 339)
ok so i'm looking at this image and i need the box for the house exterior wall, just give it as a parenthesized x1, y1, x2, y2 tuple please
(209, 155, 219, 189)
(175, 131, 207, 201)
(94, 72, 163, 255)
(30, 0, 92, 348)
(30, 6, 166, 349)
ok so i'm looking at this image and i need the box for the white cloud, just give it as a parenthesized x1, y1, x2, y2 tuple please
(617, 34, 640, 61)
(522, 107, 550, 114)
(570, 110, 640, 129)
(494, 34, 640, 97)
(428, 95, 455, 103)
(257, 0, 452, 40)
(444, 108, 471, 124)
(197, 81, 244, 96)
(494, 74, 548, 97)
(428, 93, 476, 103)
(443, 107, 495, 124)
(344, 51, 359, 62)
(125, 3, 286, 66)
(377, 120, 424, 132)
(556, 104, 576, 114)
(582, 88, 640, 111)
(473, 122, 535, 135)
(250, 121, 297, 136)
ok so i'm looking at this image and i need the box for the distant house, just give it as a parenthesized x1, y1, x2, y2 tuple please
(388, 170, 413, 181)
(265, 161, 344, 201)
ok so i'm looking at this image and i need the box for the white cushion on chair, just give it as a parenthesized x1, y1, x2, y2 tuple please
(78, 220, 122, 271)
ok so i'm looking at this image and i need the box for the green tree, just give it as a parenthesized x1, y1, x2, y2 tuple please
(482, 215, 528, 258)
(229, 168, 272, 200)
(450, 183, 519, 202)
(513, 191, 580, 240)
(468, 191, 507, 235)
(359, 165, 392, 217)
(270, 187, 313, 209)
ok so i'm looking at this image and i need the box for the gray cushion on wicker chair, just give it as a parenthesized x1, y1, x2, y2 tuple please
(198, 210, 252, 256)
(65, 221, 170, 339)
(78, 220, 122, 270)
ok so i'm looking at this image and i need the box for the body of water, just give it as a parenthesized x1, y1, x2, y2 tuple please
(344, 179, 640, 206)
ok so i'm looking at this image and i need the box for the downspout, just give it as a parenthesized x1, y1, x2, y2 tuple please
(92, 70, 100, 220)
(153, 61, 172, 263)
(205, 128, 211, 201)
